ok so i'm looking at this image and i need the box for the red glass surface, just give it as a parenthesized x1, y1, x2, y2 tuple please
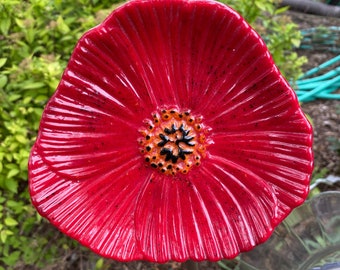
(29, 0, 313, 263)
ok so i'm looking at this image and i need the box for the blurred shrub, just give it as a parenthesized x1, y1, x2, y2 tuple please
(0, 0, 307, 268)
(0, 0, 119, 268)
(221, 0, 308, 83)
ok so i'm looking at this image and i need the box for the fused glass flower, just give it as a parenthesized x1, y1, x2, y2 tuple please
(29, 0, 313, 263)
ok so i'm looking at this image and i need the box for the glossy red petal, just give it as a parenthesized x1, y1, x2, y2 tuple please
(29, 146, 151, 261)
(135, 167, 278, 262)
(207, 88, 313, 220)
(36, 60, 145, 180)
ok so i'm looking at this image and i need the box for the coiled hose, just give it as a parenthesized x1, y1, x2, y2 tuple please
(296, 27, 340, 102)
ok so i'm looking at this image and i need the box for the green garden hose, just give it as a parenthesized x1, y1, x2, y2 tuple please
(296, 55, 340, 102)
(296, 27, 340, 102)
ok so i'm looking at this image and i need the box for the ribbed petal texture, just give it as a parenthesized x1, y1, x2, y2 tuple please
(29, 0, 313, 262)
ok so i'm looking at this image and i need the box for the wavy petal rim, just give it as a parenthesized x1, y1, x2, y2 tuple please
(29, 0, 313, 263)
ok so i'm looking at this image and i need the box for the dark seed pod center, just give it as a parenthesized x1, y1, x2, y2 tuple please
(138, 109, 209, 175)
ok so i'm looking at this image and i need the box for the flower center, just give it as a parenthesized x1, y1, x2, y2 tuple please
(138, 109, 209, 175)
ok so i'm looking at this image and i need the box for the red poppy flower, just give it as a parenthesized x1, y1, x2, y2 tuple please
(29, 0, 313, 263)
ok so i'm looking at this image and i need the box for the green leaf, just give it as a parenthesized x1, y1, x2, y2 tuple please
(35, 95, 49, 102)
(254, 1, 266, 11)
(0, 17, 11, 35)
(25, 28, 35, 44)
(19, 158, 28, 171)
(5, 153, 16, 162)
(4, 217, 18, 227)
(56, 16, 70, 34)
(0, 229, 13, 243)
(291, 38, 301, 48)
(7, 168, 19, 179)
(6, 200, 20, 208)
(0, 58, 7, 68)
(15, 135, 27, 144)
(14, 18, 24, 28)
(34, 108, 43, 117)
(2, 250, 20, 266)
(274, 6, 289, 15)
(8, 94, 21, 102)
(95, 258, 104, 270)
(0, 230, 7, 243)
(21, 82, 45, 90)
(4, 178, 19, 193)
(0, 75, 8, 88)
(23, 96, 32, 104)
(9, 141, 19, 151)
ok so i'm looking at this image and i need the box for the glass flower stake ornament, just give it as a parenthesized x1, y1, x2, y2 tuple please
(239, 192, 340, 270)
(28, 0, 313, 263)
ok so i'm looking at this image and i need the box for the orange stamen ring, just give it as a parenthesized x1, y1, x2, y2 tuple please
(139, 109, 209, 175)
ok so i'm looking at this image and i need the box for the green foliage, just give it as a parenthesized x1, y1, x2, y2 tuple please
(0, 0, 120, 268)
(220, 0, 307, 83)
